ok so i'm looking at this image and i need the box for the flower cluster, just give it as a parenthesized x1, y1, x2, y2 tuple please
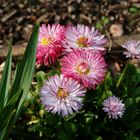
(36, 24, 107, 66)
(38, 24, 125, 119)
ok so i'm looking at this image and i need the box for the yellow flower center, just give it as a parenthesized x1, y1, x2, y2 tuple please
(57, 88, 68, 98)
(76, 37, 88, 47)
(41, 37, 54, 46)
(76, 62, 90, 75)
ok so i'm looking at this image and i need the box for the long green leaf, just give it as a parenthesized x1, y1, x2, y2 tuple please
(9, 24, 39, 118)
(0, 89, 23, 131)
(0, 109, 16, 140)
(0, 41, 12, 113)
(0, 24, 39, 140)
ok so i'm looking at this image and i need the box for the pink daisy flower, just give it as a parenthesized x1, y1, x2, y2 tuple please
(63, 24, 108, 52)
(40, 74, 86, 117)
(103, 96, 125, 119)
(36, 44, 62, 66)
(61, 49, 107, 89)
(36, 24, 65, 66)
(121, 40, 140, 59)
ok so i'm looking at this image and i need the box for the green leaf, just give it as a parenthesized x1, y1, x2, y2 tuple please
(92, 135, 103, 140)
(0, 89, 23, 131)
(36, 71, 46, 91)
(129, 122, 140, 132)
(96, 22, 103, 30)
(0, 41, 12, 113)
(85, 112, 94, 125)
(116, 63, 136, 88)
(9, 24, 39, 119)
(64, 121, 77, 134)
(101, 16, 109, 26)
(0, 109, 16, 140)
(104, 72, 112, 91)
(57, 128, 74, 140)
(133, 87, 140, 97)
(0, 24, 39, 140)
(129, 6, 140, 14)
(125, 98, 133, 108)
(116, 63, 129, 88)
(46, 69, 60, 78)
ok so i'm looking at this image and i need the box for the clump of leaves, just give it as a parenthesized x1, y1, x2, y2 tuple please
(129, 6, 140, 14)
(96, 16, 109, 30)
(10, 62, 140, 140)
(0, 24, 39, 140)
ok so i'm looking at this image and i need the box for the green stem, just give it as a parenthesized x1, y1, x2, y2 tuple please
(116, 62, 129, 88)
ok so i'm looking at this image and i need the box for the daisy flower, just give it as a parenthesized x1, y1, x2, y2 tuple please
(40, 74, 86, 117)
(61, 49, 107, 89)
(121, 40, 140, 59)
(63, 24, 108, 52)
(103, 96, 125, 119)
(36, 44, 62, 66)
(36, 24, 65, 66)
(38, 24, 65, 47)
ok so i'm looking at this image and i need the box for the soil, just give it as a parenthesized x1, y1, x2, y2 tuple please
(0, 0, 140, 46)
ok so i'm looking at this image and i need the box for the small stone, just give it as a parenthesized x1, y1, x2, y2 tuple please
(109, 24, 123, 37)
(137, 26, 140, 32)
(22, 24, 33, 40)
(17, 17, 23, 23)
(71, 15, 76, 19)
(0, 62, 5, 73)
(110, 16, 115, 21)
(18, 4, 24, 9)
(68, 6, 75, 13)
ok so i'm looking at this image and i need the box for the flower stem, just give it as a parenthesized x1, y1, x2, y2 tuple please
(116, 62, 129, 88)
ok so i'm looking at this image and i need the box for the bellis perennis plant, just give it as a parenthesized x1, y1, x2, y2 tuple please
(36, 24, 138, 124)
(37, 23, 109, 117)
(2, 23, 140, 139)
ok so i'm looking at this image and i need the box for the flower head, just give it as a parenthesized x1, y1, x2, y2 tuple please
(40, 74, 86, 117)
(61, 49, 107, 89)
(103, 96, 125, 119)
(36, 24, 65, 66)
(38, 24, 65, 47)
(121, 40, 140, 59)
(36, 44, 62, 66)
(63, 24, 108, 52)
